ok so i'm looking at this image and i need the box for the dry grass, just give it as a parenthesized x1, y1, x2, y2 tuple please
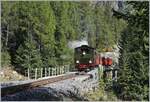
(0, 66, 27, 82)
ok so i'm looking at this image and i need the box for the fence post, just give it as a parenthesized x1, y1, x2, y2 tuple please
(54, 67, 55, 76)
(28, 68, 30, 80)
(59, 66, 61, 75)
(60, 66, 62, 74)
(41, 68, 43, 78)
(50, 67, 52, 76)
(64, 65, 66, 73)
(64, 66, 66, 74)
(115, 70, 117, 81)
(53, 67, 54, 76)
(58, 66, 60, 75)
(45, 68, 47, 77)
(67, 65, 68, 72)
(55, 66, 58, 75)
(55, 67, 57, 75)
(67, 65, 70, 72)
(55, 67, 56, 75)
(57, 66, 59, 75)
(66, 65, 67, 72)
(65, 65, 68, 72)
(35, 68, 37, 79)
(58, 66, 59, 75)
(60, 66, 61, 75)
(66, 65, 68, 72)
(52, 67, 53, 76)
(62, 66, 64, 74)
(49, 67, 50, 76)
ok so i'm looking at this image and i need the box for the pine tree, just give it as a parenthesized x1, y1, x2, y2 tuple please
(93, 2, 126, 52)
(113, 1, 149, 100)
(1, 2, 19, 67)
(51, 2, 74, 65)
(34, 2, 56, 67)
(15, 38, 43, 72)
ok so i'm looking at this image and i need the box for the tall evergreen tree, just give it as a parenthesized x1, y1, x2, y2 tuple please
(51, 2, 74, 65)
(33, 2, 56, 67)
(15, 37, 43, 72)
(95, 2, 126, 52)
(113, 1, 149, 100)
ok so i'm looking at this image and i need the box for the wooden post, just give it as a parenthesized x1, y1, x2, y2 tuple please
(35, 68, 37, 79)
(28, 68, 30, 80)
(57, 67, 58, 75)
(55, 67, 57, 75)
(65, 65, 67, 72)
(41, 68, 43, 78)
(67, 65, 70, 72)
(55, 67, 58, 75)
(66, 65, 69, 72)
(110, 70, 112, 80)
(99, 66, 101, 79)
(51, 67, 53, 76)
(115, 70, 117, 81)
(49, 67, 50, 76)
(57, 66, 60, 75)
(52, 67, 53, 76)
(45, 68, 47, 77)
(59, 67, 62, 74)
(60, 66, 61, 74)
(60, 66, 62, 74)
(62, 66, 64, 74)
(56, 67, 57, 75)
(63, 66, 65, 74)
(54, 67, 55, 76)
(53, 67, 55, 76)
(59, 66, 61, 75)
(50, 67, 52, 76)
(53, 67, 54, 76)
(67, 65, 69, 72)
(64, 66, 66, 73)
(68, 65, 70, 72)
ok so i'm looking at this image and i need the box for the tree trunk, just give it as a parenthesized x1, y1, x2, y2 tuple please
(5, 25, 9, 48)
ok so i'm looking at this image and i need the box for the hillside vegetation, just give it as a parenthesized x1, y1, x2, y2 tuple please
(1, 1, 125, 70)
(1, 1, 149, 101)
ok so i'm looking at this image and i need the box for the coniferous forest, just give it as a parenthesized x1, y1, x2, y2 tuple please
(1, 1, 149, 101)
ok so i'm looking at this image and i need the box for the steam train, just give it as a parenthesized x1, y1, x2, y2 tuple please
(74, 45, 113, 71)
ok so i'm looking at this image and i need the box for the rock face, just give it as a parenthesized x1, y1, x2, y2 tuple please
(2, 69, 99, 101)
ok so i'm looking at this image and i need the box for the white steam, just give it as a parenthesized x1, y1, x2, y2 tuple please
(68, 40, 88, 49)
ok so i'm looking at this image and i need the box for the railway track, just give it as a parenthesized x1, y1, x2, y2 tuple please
(1, 72, 80, 97)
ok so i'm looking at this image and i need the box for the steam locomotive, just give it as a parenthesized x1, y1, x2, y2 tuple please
(74, 45, 113, 71)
